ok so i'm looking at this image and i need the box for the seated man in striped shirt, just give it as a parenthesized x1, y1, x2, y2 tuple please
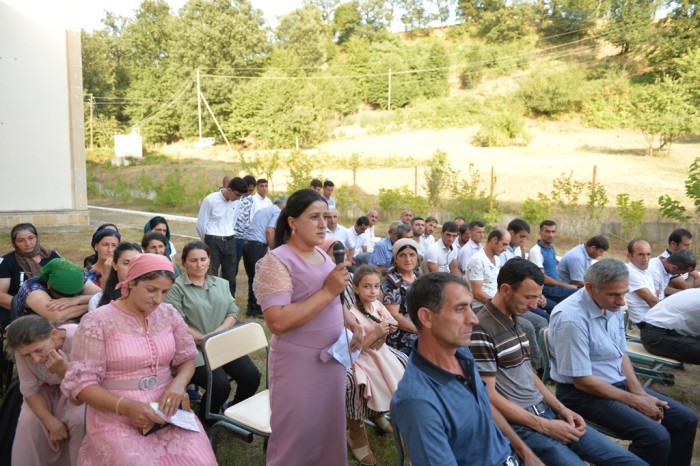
(471, 259, 646, 466)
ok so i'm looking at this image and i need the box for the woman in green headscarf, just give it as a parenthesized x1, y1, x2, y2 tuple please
(14, 258, 100, 323)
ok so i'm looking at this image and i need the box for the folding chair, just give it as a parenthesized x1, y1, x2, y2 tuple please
(201, 322, 271, 453)
(389, 400, 408, 466)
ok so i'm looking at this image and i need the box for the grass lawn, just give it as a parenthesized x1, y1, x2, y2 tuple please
(1, 226, 699, 465)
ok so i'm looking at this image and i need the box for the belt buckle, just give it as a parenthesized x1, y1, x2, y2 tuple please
(532, 401, 545, 415)
(138, 375, 157, 391)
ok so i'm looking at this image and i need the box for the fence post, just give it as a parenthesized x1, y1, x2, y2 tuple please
(592, 165, 597, 190)
(489, 166, 495, 211)
(414, 166, 418, 195)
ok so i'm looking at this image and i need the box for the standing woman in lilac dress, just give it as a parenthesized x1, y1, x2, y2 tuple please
(253, 189, 363, 466)
(6, 315, 84, 466)
(61, 254, 216, 465)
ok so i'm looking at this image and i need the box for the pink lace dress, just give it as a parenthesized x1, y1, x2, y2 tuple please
(253, 245, 347, 466)
(13, 324, 84, 466)
(61, 303, 217, 466)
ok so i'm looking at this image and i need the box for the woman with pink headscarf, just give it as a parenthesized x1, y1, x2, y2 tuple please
(61, 254, 216, 465)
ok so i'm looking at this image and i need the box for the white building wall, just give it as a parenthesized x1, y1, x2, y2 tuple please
(0, 0, 88, 227)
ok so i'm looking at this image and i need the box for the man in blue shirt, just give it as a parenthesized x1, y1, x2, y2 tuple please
(557, 235, 609, 287)
(392, 273, 542, 466)
(241, 197, 286, 317)
(528, 220, 577, 305)
(549, 259, 697, 466)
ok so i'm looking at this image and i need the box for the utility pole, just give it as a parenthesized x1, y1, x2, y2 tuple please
(89, 93, 94, 149)
(387, 68, 392, 112)
(196, 69, 202, 142)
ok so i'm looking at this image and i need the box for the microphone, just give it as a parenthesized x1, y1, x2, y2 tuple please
(331, 241, 349, 309)
(331, 241, 346, 266)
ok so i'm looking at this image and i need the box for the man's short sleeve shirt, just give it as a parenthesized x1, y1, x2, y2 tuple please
(626, 262, 655, 324)
(466, 249, 500, 304)
(549, 289, 627, 385)
(557, 244, 590, 284)
(425, 239, 459, 273)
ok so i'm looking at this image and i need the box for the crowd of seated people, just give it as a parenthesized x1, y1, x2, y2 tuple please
(2, 178, 700, 466)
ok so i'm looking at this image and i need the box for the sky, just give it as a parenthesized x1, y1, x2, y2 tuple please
(72, 0, 304, 31)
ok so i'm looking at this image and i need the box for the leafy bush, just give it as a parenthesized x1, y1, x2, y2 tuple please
(378, 187, 428, 219)
(521, 194, 552, 227)
(449, 164, 492, 220)
(519, 64, 587, 116)
(286, 150, 323, 194)
(472, 112, 531, 147)
(616, 194, 646, 237)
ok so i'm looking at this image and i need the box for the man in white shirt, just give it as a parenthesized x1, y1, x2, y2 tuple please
(196, 176, 247, 297)
(626, 239, 658, 324)
(362, 209, 380, 253)
(347, 216, 370, 265)
(467, 228, 510, 310)
(323, 180, 337, 210)
(458, 220, 485, 274)
(648, 250, 696, 300)
(325, 208, 354, 262)
(500, 218, 530, 265)
(410, 217, 428, 258)
(425, 222, 460, 275)
(640, 288, 700, 364)
(659, 228, 700, 291)
(250, 178, 272, 219)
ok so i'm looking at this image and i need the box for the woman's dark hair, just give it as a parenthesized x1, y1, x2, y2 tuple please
(85, 224, 120, 267)
(10, 223, 39, 247)
(5, 315, 54, 359)
(98, 243, 143, 307)
(181, 241, 211, 264)
(273, 189, 327, 249)
(141, 232, 167, 252)
(91, 228, 121, 250)
(146, 217, 168, 234)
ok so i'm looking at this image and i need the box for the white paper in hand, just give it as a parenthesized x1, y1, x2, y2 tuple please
(149, 402, 201, 432)
(327, 328, 362, 369)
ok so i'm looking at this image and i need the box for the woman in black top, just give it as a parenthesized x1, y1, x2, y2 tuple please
(0, 223, 59, 328)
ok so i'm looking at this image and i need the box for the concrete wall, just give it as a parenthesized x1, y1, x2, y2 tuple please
(0, 0, 89, 228)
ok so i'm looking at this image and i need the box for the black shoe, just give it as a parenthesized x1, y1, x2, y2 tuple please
(246, 311, 263, 319)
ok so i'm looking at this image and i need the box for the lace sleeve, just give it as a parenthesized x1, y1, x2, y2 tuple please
(253, 252, 293, 310)
(61, 311, 106, 401)
(166, 305, 198, 367)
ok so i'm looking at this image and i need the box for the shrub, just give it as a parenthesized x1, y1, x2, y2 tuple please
(519, 64, 587, 116)
(521, 194, 552, 227)
(378, 187, 428, 219)
(472, 112, 531, 147)
(616, 194, 646, 237)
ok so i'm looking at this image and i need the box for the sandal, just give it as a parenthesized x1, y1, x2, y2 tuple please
(347, 432, 376, 465)
(373, 415, 393, 434)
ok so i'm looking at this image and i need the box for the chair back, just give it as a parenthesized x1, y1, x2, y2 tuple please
(389, 400, 407, 466)
(538, 327, 551, 382)
(203, 322, 268, 371)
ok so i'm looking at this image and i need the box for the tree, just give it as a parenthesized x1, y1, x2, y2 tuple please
(632, 77, 698, 156)
(399, 0, 435, 31)
(276, 6, 330, 67)
(604, 0, 657, 54)
(423, 150, 455, 209)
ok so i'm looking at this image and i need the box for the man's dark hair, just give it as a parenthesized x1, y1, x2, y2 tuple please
(454, 216, 465, 223)
(627, 238, 646, 255)
(668, 228, 693, 245)
(539, 220, 556, 229)
(442, 221, 459, 233)
(667, 249, 697, 270)
(310, 179, 322, 188)
(243, 175, 256, 186)
(585, 235, 610, 251)
(487, 229, 505, 242)
(355, 216, 370, 227)
(323, 180, 335, 188)
(256, 178, 267, 185)
(497, 257, 545, 290)
(425, 216, 438, 224)
(507, 218, 530, 234)
(396, 224, 412, 237)
(411, 216, 425, 225)
(228, 177, 247, 193)
(406, 273, 469, 331)
(468, 220, 484, 230)
(459, 223, 469, 234)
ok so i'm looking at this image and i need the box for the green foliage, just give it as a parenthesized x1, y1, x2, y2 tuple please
(539, 0, 605, 39)
(616, 194, 645, 237)
(276, 6, 329, 66)
(449, 163, 492, 221)
(378, 186, 428, 219)
(104, 174, 132, 202)
(657, 195, 691, 222)
(685, 157, 700, 215)
(581, 72, 635, 129)
(550, 171, 608, 239)
(519, 64, 587, 116)
(521, 193, 552, 227)
(604, 0, 657, 54)
(632, 77, 698, 156)
(286, 151, 323, 194)
(472, 111, 531, 147)
(154, 171, 187, 208)
(423, 150, 455, 209)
